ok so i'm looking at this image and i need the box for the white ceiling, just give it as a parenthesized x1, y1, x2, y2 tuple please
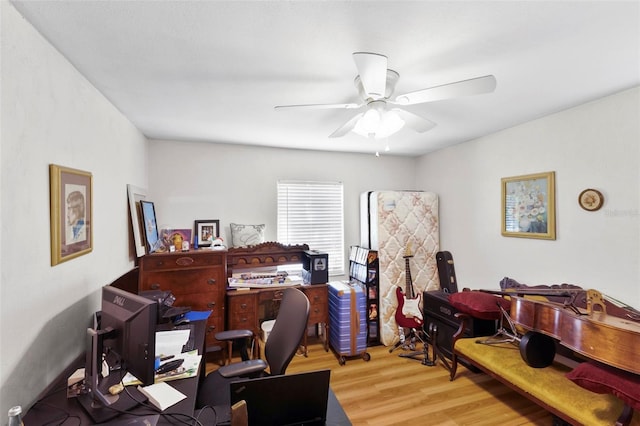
(10, 1, 640, 157)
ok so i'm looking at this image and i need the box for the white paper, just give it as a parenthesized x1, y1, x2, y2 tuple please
(138, 381, 186, 411)
(155, 329, 190, 358)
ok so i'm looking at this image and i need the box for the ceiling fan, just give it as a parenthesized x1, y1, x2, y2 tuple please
(275, 52, 497, 139)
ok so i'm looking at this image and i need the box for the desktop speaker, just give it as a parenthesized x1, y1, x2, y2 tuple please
(302, 250, 328, 284)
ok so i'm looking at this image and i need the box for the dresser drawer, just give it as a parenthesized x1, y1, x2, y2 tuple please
(175, 292, 223, 316)
(141, 251, 225, 272)
(204, 316, 224, 345)
(141, 268, 224, 295)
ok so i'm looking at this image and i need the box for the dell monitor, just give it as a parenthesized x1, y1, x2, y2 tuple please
(79, 285, 157, 423)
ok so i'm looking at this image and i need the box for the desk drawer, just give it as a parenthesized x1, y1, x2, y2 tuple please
(227, 293, 258, 331)
(304, 285, 328, 324)
(228, 294, 256, 314)
(258, 289, 286, 302)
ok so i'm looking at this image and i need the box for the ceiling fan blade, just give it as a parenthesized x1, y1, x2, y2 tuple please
(353, 52, 388, 99)
(393, 75, 497, 106)
(275, 102, 361, 110)
(329, 113, 364, 138)
(392, 108, 437, 133)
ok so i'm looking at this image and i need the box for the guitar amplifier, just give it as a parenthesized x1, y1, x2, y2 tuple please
(423, 290, 497, 364)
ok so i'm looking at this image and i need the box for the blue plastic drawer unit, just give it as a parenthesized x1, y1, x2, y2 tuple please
(328, 281, 370, 365)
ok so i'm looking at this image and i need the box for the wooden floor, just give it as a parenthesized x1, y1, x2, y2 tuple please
(206, 338, 554, 425)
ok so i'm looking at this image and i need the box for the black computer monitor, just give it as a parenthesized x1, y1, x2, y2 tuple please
(79, 285, 157, 422)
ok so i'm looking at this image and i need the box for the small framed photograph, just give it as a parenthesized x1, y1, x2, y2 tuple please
(162, 228, 193, 251)
(194, 220, 220, 247)
(50, 164, 93, 265)
(140, 200, 163, 253)
(502, 171, 556, 240)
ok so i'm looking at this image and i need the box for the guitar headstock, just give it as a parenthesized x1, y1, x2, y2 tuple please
(403, 243, 414, 258)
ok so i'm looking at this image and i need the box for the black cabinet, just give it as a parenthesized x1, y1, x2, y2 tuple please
(348, 246, 380, 346)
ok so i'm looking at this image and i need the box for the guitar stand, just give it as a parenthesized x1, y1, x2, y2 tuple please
(391, 326, 436, 366)
(475, 303, 520, 346)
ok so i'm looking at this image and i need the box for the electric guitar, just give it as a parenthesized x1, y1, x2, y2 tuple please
(396, 244, 423, 324)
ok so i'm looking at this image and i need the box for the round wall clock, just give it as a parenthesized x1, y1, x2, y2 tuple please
(578, 189, 604, 211)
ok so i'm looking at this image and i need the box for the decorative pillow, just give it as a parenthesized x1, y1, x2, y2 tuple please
(449, 291, 511, 320)
(566, 361, 640, 410)
(230, 223, 265, 247)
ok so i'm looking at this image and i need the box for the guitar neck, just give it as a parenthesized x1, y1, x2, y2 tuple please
(405, 257, 414, 298)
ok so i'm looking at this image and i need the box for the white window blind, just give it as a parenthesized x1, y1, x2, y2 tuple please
(277, 180, 344, 276)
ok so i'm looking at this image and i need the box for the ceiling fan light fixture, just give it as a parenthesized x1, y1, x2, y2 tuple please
(361, 108, 381, 133)
(376, 110, 405, 138)
(352, 100, 404, 139)
(352, 108, 405, 139)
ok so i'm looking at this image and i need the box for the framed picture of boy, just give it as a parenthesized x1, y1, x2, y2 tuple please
(50, 164, 93, 265)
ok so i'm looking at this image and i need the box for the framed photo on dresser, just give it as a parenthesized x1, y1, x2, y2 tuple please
(194, 219, 220, 247)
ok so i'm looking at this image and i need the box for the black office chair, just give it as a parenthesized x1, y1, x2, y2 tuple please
(197, 287, 310, 411)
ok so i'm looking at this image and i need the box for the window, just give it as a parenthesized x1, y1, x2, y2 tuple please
(277, 180, 344, 276)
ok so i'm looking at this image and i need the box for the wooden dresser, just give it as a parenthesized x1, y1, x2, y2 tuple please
(226, 242, 329, 355)
(138, 250, 227, 349)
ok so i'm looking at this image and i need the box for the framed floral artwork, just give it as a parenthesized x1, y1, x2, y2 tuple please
(501, 171, 556, 240)
(194, 220, 220, 247)
(50, 164, 93, 265)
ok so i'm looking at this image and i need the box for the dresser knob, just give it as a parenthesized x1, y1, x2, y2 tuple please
(207, 326, 216, 333)
(151, 283, 160, 290)
(207, 301, 216, 309)
(207, 278, 216, 285)
(240, 303, 247, 309)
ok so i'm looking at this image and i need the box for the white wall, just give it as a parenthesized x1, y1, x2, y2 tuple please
(147, 140, 417, 273)
(415, 87, 640, 306)
(0, 3, 148, 413)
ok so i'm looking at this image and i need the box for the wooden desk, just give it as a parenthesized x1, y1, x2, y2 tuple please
(226, 242, 329, 357)
(227, 284, 329, 356)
